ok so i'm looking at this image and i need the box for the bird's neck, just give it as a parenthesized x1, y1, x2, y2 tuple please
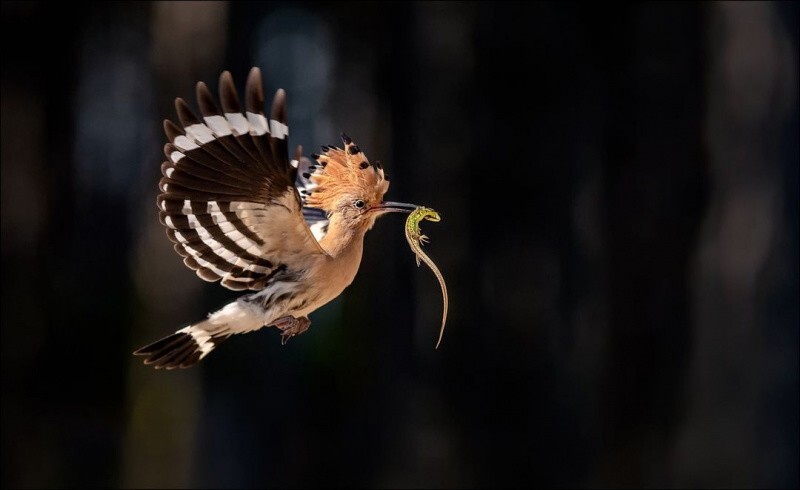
(318, 216, 368, 259)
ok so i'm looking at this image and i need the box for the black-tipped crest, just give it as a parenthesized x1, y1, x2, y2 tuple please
(303, 134, 390, 213)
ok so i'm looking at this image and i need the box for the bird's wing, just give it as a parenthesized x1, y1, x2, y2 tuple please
(158, 68, 326, 291)
(295, 155, 330, 241)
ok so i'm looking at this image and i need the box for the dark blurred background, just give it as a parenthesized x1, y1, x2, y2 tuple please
(2, 1, 798, 488)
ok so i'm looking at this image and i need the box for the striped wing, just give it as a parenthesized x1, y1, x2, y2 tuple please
(158, 68, 325, 291)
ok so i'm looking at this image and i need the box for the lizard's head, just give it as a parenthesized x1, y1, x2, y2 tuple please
(419, 208, 441, 223)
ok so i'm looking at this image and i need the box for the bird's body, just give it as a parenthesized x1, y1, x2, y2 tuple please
(134, 68, 416, 369)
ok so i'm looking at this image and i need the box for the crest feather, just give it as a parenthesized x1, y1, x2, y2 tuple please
(304, 134, 389, 212)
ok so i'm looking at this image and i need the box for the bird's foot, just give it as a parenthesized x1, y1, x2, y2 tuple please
(272, 316, 311, 345)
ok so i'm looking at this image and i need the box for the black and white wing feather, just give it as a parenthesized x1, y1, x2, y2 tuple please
(158, 68, 325, 291)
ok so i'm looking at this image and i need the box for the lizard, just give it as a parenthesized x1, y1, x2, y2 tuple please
(405, 207, 449, 349)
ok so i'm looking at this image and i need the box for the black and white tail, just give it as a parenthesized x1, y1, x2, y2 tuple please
(134, 299, 267, 369)
(133, 324, 228, 369)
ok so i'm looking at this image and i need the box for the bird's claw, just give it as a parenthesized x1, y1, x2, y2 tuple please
(272, 316, 310, 345)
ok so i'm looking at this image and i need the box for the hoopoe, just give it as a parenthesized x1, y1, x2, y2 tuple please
(134, 68, 416, 369)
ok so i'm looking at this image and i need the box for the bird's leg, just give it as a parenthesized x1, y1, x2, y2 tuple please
(272, 316, 311, 345)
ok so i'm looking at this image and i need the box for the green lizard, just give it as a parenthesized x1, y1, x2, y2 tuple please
(405, 207, 448, 349)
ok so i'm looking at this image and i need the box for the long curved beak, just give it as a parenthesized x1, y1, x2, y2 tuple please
(368, 201, 418, 215)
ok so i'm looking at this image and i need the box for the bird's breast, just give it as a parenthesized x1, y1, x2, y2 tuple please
(293, 244, 363, 315)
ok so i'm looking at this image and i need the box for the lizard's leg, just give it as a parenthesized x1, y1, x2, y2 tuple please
(271, 316, 311, 345)
(416, 235, 430, 266)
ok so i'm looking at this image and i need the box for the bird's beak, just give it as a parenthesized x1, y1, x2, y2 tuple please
(368, 201, 418, 215)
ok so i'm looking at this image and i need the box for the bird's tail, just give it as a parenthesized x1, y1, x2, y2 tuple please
(133, 322, 228, 369)
(133, 299, 265, 369)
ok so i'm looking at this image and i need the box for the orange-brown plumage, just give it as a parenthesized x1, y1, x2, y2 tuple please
(305, 137, 390, 214)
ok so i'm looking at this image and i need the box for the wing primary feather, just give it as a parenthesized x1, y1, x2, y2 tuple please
(195, 82, 221, 116)
(219, 71, 242, 114)
(175, 98, 202, 127)
(269, 88, 289, 172)
(245, 67, 276, 171)
(164, 120, 184, 141)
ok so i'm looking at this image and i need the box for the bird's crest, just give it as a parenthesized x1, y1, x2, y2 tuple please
(302, 134, 389, 213)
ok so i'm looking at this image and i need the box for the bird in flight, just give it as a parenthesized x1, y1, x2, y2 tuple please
(134, 68, 416, 369)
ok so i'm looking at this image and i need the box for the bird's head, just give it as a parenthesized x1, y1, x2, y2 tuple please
(303, 134, 416, 231)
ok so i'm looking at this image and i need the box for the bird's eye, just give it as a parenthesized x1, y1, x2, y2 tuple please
(353, 199, 365, 209)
